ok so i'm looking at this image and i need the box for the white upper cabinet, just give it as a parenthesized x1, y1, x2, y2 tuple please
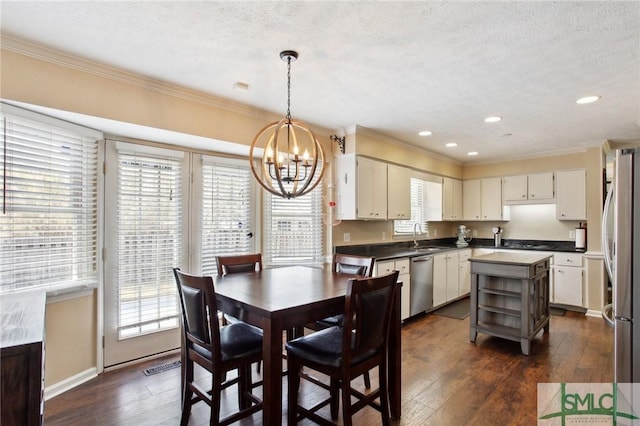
(335, 154, 411, 221)
(442, 177, 463, 221)
(556, 169, 586, 220)
(463, 177, 505, 221)
(387, 164, 411, 220)
(502, 173, 554, 204)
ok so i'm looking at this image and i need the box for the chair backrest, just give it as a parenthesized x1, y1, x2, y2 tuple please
(332, 253, 375, 277)
(342, 270, 399, 367)
(216, 253, 263, 276)
(173, 268, 221, 362)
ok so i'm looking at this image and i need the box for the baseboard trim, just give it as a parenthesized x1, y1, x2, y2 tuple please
(44, 367, 97, 401)
(585, 309, 603, 318)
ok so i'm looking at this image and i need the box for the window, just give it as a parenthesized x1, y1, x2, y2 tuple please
(114, 144, 182, 338)
(394, 174, 442, 235)
(0, 105, 101, 293)
(263, 186, 323, 267)
(201, 157, 254, 276)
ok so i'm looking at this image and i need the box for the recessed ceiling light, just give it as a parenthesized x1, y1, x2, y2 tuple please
(445, 142, 458, 147)
(484, 116, 502, 123)
(576, 95, 600, 104)
(418, 130, 432, 137)
(467, 151, 479, 156)
(233, 82, 250, 91)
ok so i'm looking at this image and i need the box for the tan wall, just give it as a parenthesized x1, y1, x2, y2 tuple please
(349, 125, 463, 178)
(44, 293, 97, 386)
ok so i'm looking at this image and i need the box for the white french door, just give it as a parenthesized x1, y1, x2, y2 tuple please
(103, 140, 188, 367)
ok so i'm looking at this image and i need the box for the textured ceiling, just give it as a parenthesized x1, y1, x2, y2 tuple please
(1, 1, 639, 163)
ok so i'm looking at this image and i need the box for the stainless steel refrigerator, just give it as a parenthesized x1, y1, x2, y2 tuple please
(603, 147, 640, 383)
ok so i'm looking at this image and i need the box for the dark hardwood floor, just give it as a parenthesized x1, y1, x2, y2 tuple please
(44, 309, 613, 425)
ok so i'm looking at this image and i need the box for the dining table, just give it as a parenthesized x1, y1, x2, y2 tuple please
(214, 265, 402, 426)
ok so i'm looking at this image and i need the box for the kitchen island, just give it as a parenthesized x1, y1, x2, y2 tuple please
(469, 252, 551, 355)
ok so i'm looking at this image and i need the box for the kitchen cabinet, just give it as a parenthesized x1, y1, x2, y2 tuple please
(387, 164, 412, 220)
(469, 252, 551, 355)
(502, 173, 554, 204)
(551, 253, 584, 307)
(335, 154, 412, 221)
(335, 154, 387, 220)
(442, 177, 462, 221)
(376, 258, 411, 320)
(433, 251, 459, 306)
(458, 249, 471, 295)
(556, 169, 586, 220)
(463, 177, 505, 221)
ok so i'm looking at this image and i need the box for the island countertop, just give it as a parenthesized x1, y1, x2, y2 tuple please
(469, 251, 552, 266)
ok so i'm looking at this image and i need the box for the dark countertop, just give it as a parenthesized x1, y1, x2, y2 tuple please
(335, 238, 585, 261)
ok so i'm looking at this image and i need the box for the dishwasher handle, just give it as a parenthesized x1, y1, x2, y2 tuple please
(411, 256, 433, 263)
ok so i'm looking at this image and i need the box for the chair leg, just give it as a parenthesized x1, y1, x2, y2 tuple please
(330, 377, 340, 419)
(211, 375, 223, 426)
(341, 376, 353, 426)
(287, 355, 301, 425)
(180, 359, 194, 426)
(378, 362, 391, 426)
(363, 371, 371, 389)
(238, 365, 253, 410)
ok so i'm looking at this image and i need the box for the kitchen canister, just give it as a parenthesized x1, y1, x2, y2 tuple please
(575, 223, 587, 249)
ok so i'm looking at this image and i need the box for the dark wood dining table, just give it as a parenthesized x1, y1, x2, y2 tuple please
(214, 265, 402, 426)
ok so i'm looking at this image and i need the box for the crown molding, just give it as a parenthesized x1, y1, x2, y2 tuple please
(1, 35, 282, 121)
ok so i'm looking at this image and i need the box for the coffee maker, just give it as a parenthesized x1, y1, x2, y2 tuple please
(492, 226, 503, 247)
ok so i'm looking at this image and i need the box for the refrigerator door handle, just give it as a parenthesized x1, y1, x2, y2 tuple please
(602, 184, 614, 282)
(602, 303, 615, 328)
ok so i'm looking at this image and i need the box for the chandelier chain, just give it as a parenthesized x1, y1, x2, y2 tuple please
(286, 55, 292, 121)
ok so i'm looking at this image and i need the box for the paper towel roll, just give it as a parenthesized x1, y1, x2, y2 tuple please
(575, 228, 586, 249)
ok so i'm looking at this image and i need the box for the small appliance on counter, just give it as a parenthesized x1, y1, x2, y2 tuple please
(492, 226, 503, 247)
(455, 225, 472, 247)
(575, 223, 587, 249)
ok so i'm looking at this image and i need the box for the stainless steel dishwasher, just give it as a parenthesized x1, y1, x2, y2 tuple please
(410, 255, 434, 316)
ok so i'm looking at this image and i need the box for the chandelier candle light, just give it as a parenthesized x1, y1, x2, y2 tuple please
(249, 50, 325, 199)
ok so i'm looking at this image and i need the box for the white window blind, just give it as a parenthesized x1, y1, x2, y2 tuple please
(116, 148, 181, 339)
(201, 159, 253, 276)
(394, 175, 442, 235)
(0, 107, 100, 293)
(263, 186, 323, 267)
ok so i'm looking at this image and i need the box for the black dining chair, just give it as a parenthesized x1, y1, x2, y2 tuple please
(173, 268, 263, 426)
(304, 253, 376, 388)
(216, 253, 263, 326)
(313, 254, 376, 329)
(286, 270, 400, 426)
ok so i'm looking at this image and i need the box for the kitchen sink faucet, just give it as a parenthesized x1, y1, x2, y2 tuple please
(413, 223, 422, 248)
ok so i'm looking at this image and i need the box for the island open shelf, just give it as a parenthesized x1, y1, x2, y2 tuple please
(469, 252, 551, 355)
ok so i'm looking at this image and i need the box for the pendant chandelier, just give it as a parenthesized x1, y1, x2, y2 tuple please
(249, 50, 325, 199)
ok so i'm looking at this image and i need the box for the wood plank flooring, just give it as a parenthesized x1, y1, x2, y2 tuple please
(44, 309, 613, 425)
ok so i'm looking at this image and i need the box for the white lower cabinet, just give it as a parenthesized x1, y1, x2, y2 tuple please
(375, 258, 411, 320)
(433, 251, 460, 307)
(551, 253, 584, 307)
(458, 249, 471, 295)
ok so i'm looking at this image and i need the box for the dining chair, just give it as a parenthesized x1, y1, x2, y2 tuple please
(216, 253, 262, 277)
(286, 270, 400, 426)
(216, 253, 263, 326)
(215, 253, 269, 375)
(173, 268, 263, 426)
(305, 253, 376, 388)
(313, 254, 376, 329)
